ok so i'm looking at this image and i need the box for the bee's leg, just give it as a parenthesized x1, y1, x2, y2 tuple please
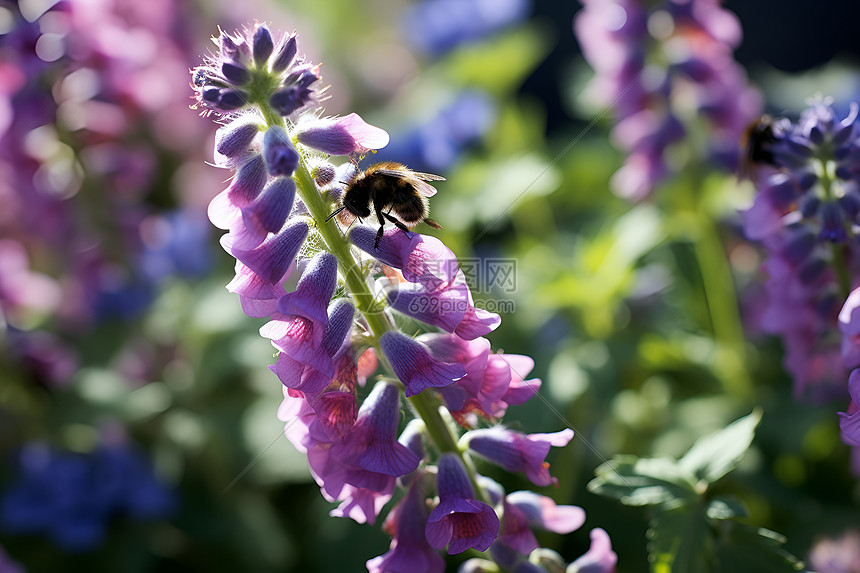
(375, 224, 389, 249)
(373, 204, 388, 249)
(423, 218, 443, 229)
(383, 213, 413, 238)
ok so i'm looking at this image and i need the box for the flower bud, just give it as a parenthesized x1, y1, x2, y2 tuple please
(252, 25, 274, 66)
(263, 126, 300, 177)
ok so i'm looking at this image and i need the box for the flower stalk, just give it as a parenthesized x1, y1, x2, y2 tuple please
(192, 23, 610, 570)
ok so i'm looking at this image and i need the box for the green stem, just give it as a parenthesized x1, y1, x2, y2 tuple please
(831, 243, 853, 301)
(257, 101, 486, 499)
(690, 211, 754, 401)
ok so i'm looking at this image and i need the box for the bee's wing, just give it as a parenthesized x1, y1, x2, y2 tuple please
(376, 168, 444, 197)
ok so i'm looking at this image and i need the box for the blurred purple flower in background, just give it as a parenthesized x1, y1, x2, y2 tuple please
(574, 0, 761, 199)
(0, 0, 215, 394)
(808, 529, 860, 573)
(0, 544, 25, 573)
(742, 99, 860, 401)
(402, 0, 531, 57)
(372, 91, 496, 173)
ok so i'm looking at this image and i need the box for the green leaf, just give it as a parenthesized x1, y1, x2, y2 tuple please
(442, 25, 550, 94)
(648, 507, 711, 573)
(712, 522, 806, 573)
(588, 455, 697, 508)
(679, 409, 762, 484)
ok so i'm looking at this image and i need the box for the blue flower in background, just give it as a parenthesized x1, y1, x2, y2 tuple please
(374, 91, 496, 173)
(402, 0, 531, 57)
(140, 209, 214, 282)
(0, 444, 175, 552)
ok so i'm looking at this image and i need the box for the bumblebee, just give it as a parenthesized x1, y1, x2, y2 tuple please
(739, 115, 779, 180)
(326, 161, 444, 248)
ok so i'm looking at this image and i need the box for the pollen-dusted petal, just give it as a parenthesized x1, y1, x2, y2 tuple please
(380, 331, 466, 397)
(263, 125, 300, 177)
(241, 176, 296, 239)
(231, 218, 308, 286)
(278, 252, 339, 325)
(295, 113, 389, 156)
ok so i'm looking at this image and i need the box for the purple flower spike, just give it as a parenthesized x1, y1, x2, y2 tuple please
(425, 453, 500, 554)
(353, 382, 421, 477)
(840, 288, 860, 370)
(367, 480, 444, 573)
(464, 427, 574, 487)
(568, 528, 618, 573)
(380, 331, 466, 397)
(230, 218, 309, 285)
(278, 252, 339, 325)
(263, 125, 300, 177)
(296, 113, 390, 156)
